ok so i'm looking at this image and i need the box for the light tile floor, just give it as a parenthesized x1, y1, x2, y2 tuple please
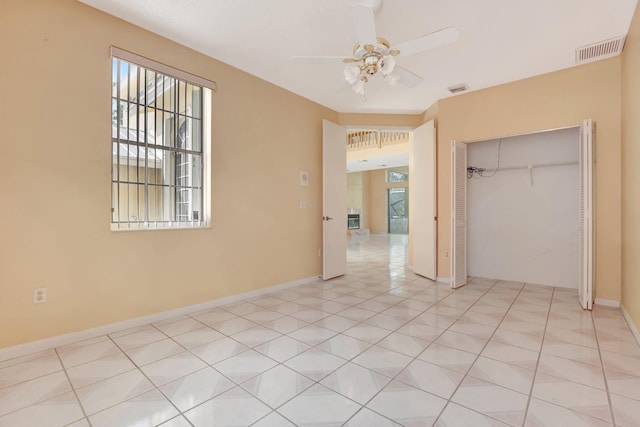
(1, 234, 640, 426)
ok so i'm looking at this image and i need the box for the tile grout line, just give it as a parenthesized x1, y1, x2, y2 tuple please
(94, 329, 195, 427)
(240, 257, 449, 425)
(432, 280, 533, 427)
(237, 250, 450, 425)
(0, 348, 97, 425)
(53, 347, 91, 427)
(592, 313, 618, 426)
(396, 281, 506, 424)
(338, 279, 458, 425)
(134, 281, 359, 425)
(126, 321, 270, 427)
(169, 289, 362, 425)
(340, 277, 514, 426)
(174, 246, 616, 422)
(0, 277, 502, 426)
(520, 286, 556, 427)
(310, 275, 449, 425)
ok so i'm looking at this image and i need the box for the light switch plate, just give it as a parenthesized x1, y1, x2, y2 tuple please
(300, 171, 309, 186)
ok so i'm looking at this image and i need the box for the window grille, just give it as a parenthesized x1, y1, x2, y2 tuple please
(111, 56, 209, 230)
(387, 167, 409, 183)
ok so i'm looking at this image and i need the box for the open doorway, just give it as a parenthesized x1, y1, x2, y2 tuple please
(342, 122, 436, 280)
(346, 130, 411, 236)
(345, 129, 411, 267)
(322, 120, 436, 281)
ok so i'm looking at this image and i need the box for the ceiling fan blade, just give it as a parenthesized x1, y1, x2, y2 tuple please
(394, 27, 459, 57)
(392, 65, 423, 88)
(292, 56, 349, 64)
(349, 4, 378, 47)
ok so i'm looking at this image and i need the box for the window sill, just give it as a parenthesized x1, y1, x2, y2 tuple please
(110, 222, 210, 232)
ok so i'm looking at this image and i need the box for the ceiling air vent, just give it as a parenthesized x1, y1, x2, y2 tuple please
(448, 83, 469, 94)
(576, 36, 626, 65)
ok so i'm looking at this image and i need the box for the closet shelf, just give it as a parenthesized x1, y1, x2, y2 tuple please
(481, 160, 578, 173)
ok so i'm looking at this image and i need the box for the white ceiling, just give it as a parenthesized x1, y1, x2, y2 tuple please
(81, 0, 637, 114)
(347, 152, 409, 173)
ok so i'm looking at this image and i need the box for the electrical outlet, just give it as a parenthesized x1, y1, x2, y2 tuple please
(33, 287, 47, 304)
(318, 249, 323, 257)
(445, 251, 449, 258)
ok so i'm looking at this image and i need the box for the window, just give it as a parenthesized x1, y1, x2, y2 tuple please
(387, 167, 409, 183)
(110, 49, 213, 230)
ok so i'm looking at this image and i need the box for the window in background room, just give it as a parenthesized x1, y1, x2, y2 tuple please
(388, 187, 409, 234)
(386, 166, 408, 183)
(110, 52, 213, 230)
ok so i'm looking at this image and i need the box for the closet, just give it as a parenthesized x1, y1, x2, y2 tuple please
(467, 127, 580, 288)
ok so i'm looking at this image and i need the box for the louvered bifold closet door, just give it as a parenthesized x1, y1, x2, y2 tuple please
(451, 140, 468, 288)
(578, 119, 594, 309)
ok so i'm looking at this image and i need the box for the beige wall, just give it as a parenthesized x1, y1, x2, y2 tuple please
(621, 4, 640, 332)
(338, 113, 422, 128)
(422, 102, 439, 125)
(347, 172, 370, 230)
(369, 170, 387, 233)
(347, 173, 364, 211)
(0, 0, 337, 348)
(432, 59, 622, 301)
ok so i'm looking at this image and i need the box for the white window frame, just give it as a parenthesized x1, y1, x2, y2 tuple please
(110, 47, 214, 231)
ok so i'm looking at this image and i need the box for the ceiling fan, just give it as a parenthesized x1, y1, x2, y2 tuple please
(292, 0, 459, 99)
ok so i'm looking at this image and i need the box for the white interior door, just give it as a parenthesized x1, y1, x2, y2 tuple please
(411, 120, 437, 280)
(323, 120, 347, 280)
(451, 140, 468, 288)
(578, 119, 594, 309)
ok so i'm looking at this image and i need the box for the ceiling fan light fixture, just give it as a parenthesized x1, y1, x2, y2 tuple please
(344, 65, 361, 84)
(293, 1, 459, 100)
(380, 54, 395, 75)
(352, 79, 366, 96)
(344, 42, 396, 94)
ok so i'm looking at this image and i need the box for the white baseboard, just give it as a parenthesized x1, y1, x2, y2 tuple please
(436, 276, 451, 284)
(594, 298, 621, 308)
(621, 304, 640, 346)
(0, 275, 318, 362)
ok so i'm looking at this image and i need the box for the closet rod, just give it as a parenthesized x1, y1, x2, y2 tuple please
(481, 161, 578, 173)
